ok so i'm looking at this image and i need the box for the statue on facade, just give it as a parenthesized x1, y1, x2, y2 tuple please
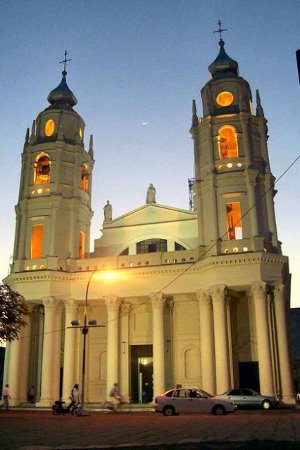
(146, 183, 156, 204)
(103, 200, 112, 222)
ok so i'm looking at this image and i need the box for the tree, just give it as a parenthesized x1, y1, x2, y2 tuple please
(0, 283, 30, 342)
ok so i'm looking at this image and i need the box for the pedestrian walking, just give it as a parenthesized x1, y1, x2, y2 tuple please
(2, 384, 11, 410)
(109, 383, 122, 412)
(69, 383, 80, 412)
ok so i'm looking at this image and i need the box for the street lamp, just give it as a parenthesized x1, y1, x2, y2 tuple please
(68, 270, 104, 416)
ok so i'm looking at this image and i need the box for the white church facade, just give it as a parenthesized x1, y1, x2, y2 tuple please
(3, 39, 295, 406)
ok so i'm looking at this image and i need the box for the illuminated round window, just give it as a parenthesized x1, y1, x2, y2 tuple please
(79, 128, 83, 140)
(216, 91, 234, 107)
(45, 119, 55, 137)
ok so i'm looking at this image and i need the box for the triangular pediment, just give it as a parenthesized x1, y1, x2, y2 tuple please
(104, 203, 196, 229)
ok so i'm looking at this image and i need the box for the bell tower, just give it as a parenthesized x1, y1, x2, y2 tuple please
(12, 55, 94, 272)
(190, 31, 280, 257)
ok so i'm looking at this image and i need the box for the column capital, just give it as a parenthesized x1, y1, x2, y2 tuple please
(120, 302, 131, 314)
(63, 297, 77, 309)
(151, 293, 165, 309)
(274, 283, 285, 300)
(251, 281, 268, 299)
(105, 295, 121, 311)
(209, 284, 227, 303)
(197, 289, 211, 305)
(42, 296, 61, 310)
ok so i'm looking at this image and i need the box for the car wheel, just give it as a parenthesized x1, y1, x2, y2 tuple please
(212, 405, 225, 415)
(261, 400, 271, 410)
(163, 405, 175, 416)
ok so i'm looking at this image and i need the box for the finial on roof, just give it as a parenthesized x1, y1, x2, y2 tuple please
(25, 127, 29, 144)
(192, 100, 198, 126)
(89, 134, 94, 158)
(209, 21, 238, 79)
(47, 51, 77, 108)
(213, 19, 228, 44)
(256, 89, 264, 116)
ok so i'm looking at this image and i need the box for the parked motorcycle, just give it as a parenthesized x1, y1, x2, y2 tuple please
(52, 399, 79, 415)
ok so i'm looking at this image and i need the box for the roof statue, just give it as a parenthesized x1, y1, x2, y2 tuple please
(103, 200, 112, 222)
(146, 183, 156, 204)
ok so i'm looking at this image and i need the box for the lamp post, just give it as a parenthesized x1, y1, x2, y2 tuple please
(69, 270, 104, 416)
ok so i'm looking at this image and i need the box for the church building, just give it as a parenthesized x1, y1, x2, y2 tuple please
(3, 37, 295, 407)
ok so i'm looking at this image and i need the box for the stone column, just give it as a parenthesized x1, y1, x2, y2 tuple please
(252, 282, 274, 395)
(39, 297, 63, 406)
(197, 290, 215, 394)
(120, 302, 130, 402)
(105, 296, 121, 398)
(211, 285, 231, 394)
(62, 299, 78, 401)
(274, 284, 295, 404)
(151, 293, 166, 398)
(7, 305, 32, 405)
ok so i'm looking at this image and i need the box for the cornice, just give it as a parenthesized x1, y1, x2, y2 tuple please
(8, 252, 288, 284)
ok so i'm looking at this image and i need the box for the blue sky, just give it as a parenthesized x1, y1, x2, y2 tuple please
(0, 0, 299, 305)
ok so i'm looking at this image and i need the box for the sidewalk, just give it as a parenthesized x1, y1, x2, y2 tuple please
(1, 408, 300, 450)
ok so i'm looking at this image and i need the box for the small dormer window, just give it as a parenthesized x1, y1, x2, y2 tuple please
(216, 91, 234, 107)
(218, 126, 239, 159)
(34, 153, 51, 184)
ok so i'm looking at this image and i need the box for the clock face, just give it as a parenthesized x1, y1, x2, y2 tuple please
(45, 119, 55, 137)
(216, 91, 234, 107)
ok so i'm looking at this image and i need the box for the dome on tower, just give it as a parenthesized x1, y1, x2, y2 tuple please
(208, 39, 239, 79)
(47, 70, 77, 108)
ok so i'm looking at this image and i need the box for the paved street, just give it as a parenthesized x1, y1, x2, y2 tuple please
(1, 409, 300, 450)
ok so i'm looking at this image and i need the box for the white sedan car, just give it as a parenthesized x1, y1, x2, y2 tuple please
(154, 387, 237, 416)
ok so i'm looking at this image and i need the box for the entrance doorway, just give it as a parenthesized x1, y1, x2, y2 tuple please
(239, 361, 260, 392)
(130, 345, 153, 403)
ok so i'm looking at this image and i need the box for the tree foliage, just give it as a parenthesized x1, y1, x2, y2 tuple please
(0, 283, 30, 342)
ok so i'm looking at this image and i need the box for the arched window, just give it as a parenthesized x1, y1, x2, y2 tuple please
(34, 153, 51, 184)
(226, 202, 242, 240)
(137, 239, 167, 254)
(79, 231, 85, 259)
(218, 126, 239, 159)
(81, 164, 89, 192)
(31, 224, 43, 259)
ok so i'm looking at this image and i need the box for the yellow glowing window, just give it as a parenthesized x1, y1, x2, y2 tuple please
(34, 154, 51, 184)
(79, 128, 83, 140)
(45, 119, 55, 137)
(81, 164, 89, 192)
(31, 224, 43, 259)
(79, 231, 85, 259)
(218, 126, 239, 159)
(216, 91, 234, 107)
(226, 202, 242, 240)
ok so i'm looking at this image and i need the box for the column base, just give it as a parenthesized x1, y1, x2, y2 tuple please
(38, 398, 53, 407)
(281, 394, 296, 407)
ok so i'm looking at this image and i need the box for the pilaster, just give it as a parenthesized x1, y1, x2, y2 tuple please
(210, 284, 231, 394)
(105, 295, 121, 398)
(151, 293, 166, 398)
(274, 284, 295, 404)
(251, 281, 274, 395)
(197, 290, 215, 393)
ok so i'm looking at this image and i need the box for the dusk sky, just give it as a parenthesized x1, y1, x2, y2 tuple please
(0, 1, 299, 305)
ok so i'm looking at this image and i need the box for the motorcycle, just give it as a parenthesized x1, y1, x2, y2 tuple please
(52, 398, 79, 416)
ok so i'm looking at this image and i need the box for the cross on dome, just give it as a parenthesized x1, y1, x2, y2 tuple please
(59, 50, 72, 75)
(213, 20, 228, 42)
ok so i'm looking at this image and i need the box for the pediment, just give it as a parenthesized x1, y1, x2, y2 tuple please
(104, 203, 196, 229)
